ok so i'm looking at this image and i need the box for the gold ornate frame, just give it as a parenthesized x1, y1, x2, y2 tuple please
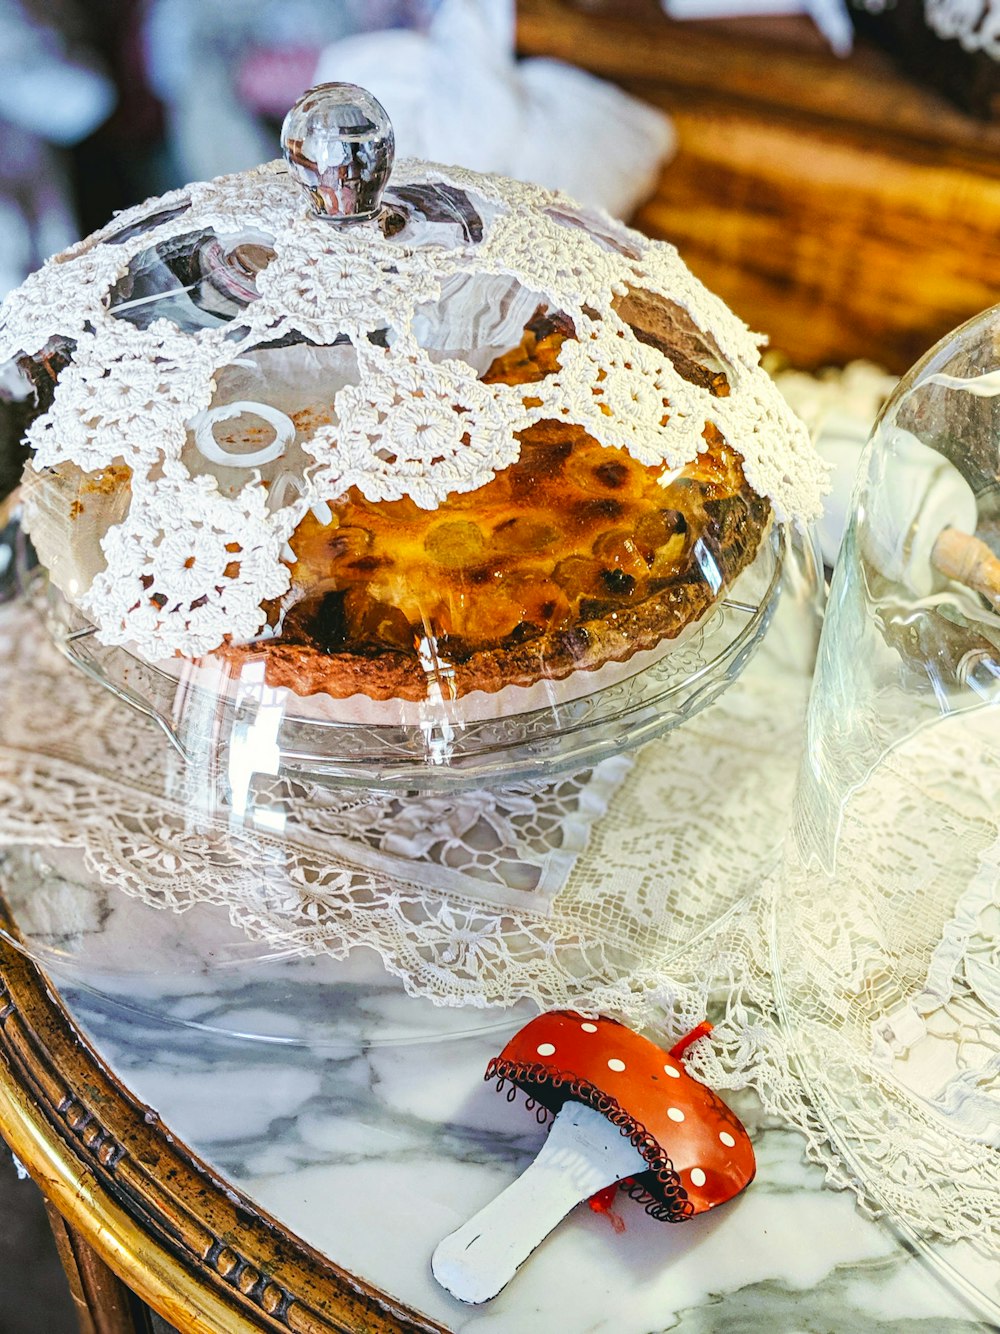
(0, 908, 445, 1333)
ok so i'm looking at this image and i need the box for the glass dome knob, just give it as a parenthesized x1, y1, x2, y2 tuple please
(281, 83, 394, 223)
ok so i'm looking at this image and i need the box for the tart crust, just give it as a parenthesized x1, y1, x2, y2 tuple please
(249, 560, 761, 703)
(220, 317, 771, 703)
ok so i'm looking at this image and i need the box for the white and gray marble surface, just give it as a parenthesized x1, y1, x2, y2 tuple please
(26, 925, 997, 1334)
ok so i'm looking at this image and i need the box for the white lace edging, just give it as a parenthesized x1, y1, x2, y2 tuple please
(1, 589, 999, 1256)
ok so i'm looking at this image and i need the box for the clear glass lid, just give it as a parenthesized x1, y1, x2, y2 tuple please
(0, 843, 530, 1050)
(0, 81, 825, 1047)
(0, 83, 824, 783)
(773, 303, 1000, 1319)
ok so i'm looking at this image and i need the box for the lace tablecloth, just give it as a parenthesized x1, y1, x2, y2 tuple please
(0, 594, 804, 1014)
(2, 575, 998, 1269)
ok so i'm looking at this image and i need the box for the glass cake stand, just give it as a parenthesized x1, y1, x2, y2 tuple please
(39, 524, 785, 793)
(0, 522, 820, 1047)
(0, 83, 827, 1051)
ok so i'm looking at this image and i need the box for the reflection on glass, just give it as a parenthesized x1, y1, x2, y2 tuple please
(776, 303, 1000, 1318)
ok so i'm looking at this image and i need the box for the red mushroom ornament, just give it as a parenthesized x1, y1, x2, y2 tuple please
(431, 1011, 755, 1304)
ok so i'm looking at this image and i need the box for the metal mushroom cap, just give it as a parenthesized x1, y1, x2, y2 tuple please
(486, 1009, 755, 1219)
(432, 1009, 756, 1304)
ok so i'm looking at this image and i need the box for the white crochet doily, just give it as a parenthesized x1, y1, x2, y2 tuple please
(0, 158, 824, 664)
(926, 0, 1000, 54)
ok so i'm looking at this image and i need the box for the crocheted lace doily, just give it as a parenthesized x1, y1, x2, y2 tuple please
(0, 159, 824, 663)
(856, 0, 1000, 56)
(925, 0, 1000, 54)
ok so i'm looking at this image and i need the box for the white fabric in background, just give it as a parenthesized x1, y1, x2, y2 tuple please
(661, 0, 853, 57)
(314, 0, 675, 219)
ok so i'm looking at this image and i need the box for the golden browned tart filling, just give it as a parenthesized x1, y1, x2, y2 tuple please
(227, 323, 771, 702)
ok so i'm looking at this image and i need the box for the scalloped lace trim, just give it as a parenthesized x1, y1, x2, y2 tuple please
(3, 598, 997, 1257)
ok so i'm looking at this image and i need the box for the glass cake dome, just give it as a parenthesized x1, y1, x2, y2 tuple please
(0, 83, 824, 790)
(0, 83, 824, 1047)
(774, 303, 1000, 1318)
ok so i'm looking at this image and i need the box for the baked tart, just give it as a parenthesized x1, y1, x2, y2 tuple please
(238, 320, 771, 702)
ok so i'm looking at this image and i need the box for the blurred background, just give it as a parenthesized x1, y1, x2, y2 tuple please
(0, 0, 998, 1329)
(0, 0, 997, 372)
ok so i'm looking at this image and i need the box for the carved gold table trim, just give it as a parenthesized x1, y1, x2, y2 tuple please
(0, 911, 445, 1334)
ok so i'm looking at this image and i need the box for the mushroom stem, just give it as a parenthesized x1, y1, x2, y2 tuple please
(431, 1101, 646, 1305)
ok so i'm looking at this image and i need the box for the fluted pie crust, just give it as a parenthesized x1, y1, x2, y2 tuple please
(225, 325, 771, 702)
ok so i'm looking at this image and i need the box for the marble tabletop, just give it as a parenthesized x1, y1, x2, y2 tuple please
(2, 538, 997, 1330)
(35, 933, 997, 1334)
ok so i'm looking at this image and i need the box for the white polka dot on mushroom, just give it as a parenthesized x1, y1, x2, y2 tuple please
(537, 1043, 556, 1057)
(667, 1107, 685, 1122)
(664, 1064, 681, 1078)
(690, 1168, 706, 1187)
(581, 1023, 598, 1033)
(607, 1058, 626, 1072)
(719, 1131, 736, 1147)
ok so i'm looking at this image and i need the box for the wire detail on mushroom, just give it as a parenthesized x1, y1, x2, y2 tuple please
(485, 1056, 692, 1221)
